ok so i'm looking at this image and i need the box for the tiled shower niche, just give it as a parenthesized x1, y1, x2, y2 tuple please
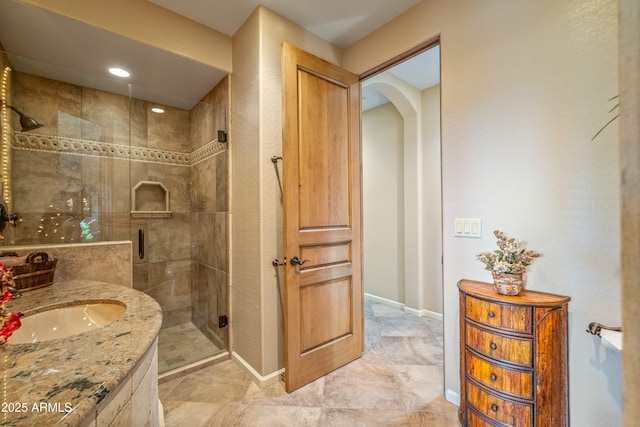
(131, 181, 171, 218)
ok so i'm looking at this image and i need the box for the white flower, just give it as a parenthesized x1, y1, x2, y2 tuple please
(476, 230, 541, 274)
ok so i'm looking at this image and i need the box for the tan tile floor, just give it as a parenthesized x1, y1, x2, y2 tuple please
(158, 322, 223, 373)
(159, 298, 459, 426)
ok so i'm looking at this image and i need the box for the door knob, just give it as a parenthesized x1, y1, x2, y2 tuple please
(290, 256, 310, 266)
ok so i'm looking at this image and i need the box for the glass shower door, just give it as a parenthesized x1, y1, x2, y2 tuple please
(2, 54, 133, 248)
(130, 77, 230, 375)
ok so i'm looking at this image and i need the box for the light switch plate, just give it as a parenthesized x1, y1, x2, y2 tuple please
(454, 218, 482, 238)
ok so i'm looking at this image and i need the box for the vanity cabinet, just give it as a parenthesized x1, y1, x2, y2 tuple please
(458, 279, 570, 426)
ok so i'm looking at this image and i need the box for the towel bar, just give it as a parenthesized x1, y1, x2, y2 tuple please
(586, 322, 622, 337)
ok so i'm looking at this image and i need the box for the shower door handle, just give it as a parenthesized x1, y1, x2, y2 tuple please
(138, 227, 145, 259)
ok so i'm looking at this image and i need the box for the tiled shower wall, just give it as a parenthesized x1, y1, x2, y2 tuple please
(9, 72, 132, 245)
(6, 72, 229, 349)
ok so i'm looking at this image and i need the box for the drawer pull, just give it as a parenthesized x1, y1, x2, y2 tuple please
(490, 373, 497, 381)
(488, 311, 495, 318)
(490, 342, 497, 350)
(491, 404, 499, 412)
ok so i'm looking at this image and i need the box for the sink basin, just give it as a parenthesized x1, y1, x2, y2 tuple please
(9, 301, 126, 344)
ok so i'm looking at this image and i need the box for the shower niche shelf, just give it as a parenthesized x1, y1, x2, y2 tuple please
(131, 181, 171, 218)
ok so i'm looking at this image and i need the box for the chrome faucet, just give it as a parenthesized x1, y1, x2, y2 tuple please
(6, 285, 21, 299)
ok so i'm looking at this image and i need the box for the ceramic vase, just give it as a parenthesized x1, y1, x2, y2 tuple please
(491, 271, 525, 296)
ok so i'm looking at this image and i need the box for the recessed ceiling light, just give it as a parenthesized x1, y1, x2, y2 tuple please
(108, 67, 130, 78)
(151, 107, 165, 114)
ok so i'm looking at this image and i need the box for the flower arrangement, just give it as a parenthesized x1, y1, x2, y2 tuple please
(476, 230, 541, 275)
(0, 262, 21, 342)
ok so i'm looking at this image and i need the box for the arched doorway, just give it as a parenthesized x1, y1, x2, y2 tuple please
(361, 44, 442, 317)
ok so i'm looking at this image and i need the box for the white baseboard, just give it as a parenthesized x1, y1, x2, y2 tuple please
(365, 292, 443, 320)
(158, 399, 165, 427)
(231, 351, 284, 388)
(445, 389, 460, 406)
(403, 306, 443, 321)
(364, 293, 404, 309)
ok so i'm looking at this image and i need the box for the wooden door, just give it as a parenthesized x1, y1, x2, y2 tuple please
(281, 42, 363, 392)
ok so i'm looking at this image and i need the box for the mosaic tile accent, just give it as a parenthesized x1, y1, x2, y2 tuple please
(11, 130, 226, 166)
(190, 138, 228, 166)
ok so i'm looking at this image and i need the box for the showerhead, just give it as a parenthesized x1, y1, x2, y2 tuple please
(10, 106, 44, 131)
(2, 101, 44, 132)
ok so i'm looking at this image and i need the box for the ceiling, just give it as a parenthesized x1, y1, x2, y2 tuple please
(0, 0, 436, 111)
(149, 0, 422, 49)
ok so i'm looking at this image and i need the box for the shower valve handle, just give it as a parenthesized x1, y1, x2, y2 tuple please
(290, 256, 310, 266)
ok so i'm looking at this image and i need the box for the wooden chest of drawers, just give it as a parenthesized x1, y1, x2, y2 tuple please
(458, 279, 570, 426)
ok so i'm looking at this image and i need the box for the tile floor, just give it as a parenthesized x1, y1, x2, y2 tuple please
(159, 298, 459, 426)
(158, 322, 223, 373)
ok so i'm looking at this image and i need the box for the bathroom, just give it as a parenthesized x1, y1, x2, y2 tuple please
(0, 0, 637, 426)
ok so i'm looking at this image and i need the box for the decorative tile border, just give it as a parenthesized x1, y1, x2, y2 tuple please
(10, 131, 226, 166)
(190, 139, 228, 166)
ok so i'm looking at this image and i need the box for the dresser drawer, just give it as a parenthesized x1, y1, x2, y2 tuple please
(466, 322, 532, 367)
(467, 381, 532, 426)
(466, 350, 533, 399)
(466, 295, 532, 333)
(467, 408, 500, 426)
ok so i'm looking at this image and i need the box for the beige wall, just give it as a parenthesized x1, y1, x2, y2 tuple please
(420, 85, 442, 314)
(230, 8, 262, 377)
(363, 102, 405, 303)
(346, 0, 621, 425)
(231, 6, 342, 382)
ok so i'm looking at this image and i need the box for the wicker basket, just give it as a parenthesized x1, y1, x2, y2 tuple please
(0, 252, 57, 291)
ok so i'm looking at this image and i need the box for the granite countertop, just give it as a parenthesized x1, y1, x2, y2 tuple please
(0, 280, 162, 426)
